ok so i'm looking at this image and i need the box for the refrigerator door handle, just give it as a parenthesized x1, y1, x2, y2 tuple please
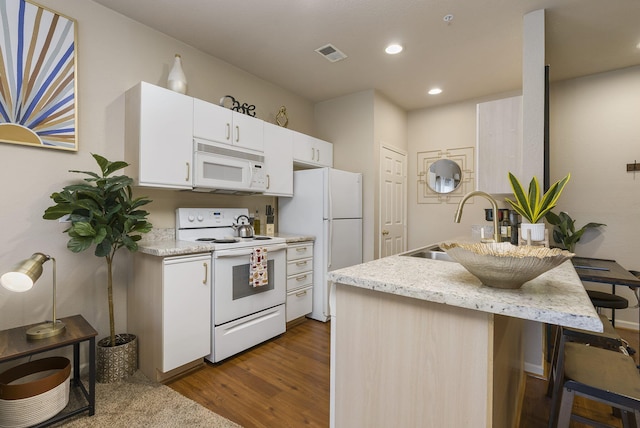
(327, 218, 332, 269)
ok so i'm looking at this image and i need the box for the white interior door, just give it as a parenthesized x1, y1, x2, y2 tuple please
(380, 144, 407, 258)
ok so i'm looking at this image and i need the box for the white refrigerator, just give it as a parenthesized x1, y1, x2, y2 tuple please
(279, 168, 363, 322)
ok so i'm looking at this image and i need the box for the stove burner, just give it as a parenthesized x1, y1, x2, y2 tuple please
(195, 238, 238, 243)
(254, 236, 272, 240)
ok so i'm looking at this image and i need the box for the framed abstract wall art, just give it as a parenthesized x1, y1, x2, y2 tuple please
(0, 0, 77, 151)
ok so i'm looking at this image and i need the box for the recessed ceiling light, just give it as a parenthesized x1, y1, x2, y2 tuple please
(428, 88, 443, 95)
(385, 44, 403, 55)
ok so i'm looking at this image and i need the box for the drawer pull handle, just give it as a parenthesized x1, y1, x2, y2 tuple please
(186, 162, 190, 181)
(295, 290, 308, 297)
(296, 275, 308, 281)
(296, 261, 307, 266)
(295, 247, 307, 252)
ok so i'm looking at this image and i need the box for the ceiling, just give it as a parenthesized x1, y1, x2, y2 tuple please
(93, 0, 640, 111)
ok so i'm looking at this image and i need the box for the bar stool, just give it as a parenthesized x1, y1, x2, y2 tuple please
(555, 342, 640, 427)
(547, 319, 640, 427)
(546, 315, 623, 401)
(586, 289, 629, 327)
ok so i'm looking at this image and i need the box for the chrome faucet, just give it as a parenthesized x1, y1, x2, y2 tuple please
(454, 191, 501, 243)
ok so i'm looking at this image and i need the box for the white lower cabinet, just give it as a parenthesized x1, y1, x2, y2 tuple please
(128, 253, 211, 382)
(286, 242, 314, 322)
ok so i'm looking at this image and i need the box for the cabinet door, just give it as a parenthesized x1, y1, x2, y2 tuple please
(162, 255, 211, 372)
(263, 122, 293, 196)
(131, 82, 194, 189)
(232, 112, 264, 152)
(193, 98, 233, 144)
(476, 96, 523, 194)
(193, 99, 264, 152)
(313, 137, 333, 167)
(292, 131, 333, 167)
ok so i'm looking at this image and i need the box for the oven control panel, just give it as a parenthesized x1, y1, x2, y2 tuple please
(176, 208, 249, 229)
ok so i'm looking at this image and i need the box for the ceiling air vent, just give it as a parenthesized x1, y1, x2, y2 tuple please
(315, 44, 347, 63)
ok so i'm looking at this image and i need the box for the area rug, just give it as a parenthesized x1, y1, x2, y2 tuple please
(52, 371, 242, 427)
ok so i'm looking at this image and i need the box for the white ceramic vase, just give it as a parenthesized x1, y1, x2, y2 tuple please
(167, 54, 187, 94)
(520, 222, 546, 242)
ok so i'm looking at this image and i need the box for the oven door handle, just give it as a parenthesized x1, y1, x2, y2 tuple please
(214, 243, 287, 258)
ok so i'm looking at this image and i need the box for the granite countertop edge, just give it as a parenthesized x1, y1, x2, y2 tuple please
(327, 254, 602, 331)
(137, 233, 315, 257)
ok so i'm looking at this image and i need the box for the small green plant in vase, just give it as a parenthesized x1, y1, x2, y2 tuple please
(545, 211, 606, 253)
(505, 172, 571, 243)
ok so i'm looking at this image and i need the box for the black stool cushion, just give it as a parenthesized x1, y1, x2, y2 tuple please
(587, 290, 629, 309)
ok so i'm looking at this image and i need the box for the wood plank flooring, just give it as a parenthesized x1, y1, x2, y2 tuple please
(168, 319, 330, 427)
(168, 319, 639, 428)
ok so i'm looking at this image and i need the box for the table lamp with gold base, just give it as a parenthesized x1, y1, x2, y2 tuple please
(1, 253, 66, 339)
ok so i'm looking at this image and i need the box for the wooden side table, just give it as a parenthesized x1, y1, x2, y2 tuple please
(0, 314, 97, 426)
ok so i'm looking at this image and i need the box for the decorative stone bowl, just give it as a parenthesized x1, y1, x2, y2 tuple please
(440, 242, 574, 289)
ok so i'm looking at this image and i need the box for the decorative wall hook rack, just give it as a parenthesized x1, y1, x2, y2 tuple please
(626, 160, 640, 172)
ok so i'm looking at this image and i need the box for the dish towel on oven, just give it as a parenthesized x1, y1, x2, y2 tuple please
(250, 247, 268, 287)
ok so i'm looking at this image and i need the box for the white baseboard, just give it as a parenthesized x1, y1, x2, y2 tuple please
(524, 362, 544, 376)
(612, 318, 639, 331)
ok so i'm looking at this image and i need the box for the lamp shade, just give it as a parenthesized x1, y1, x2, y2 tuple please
(0, 252, 65, 339)
(0, 253, 48, 292)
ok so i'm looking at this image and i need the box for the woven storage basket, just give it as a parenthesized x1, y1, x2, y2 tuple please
(0, 357, 71, 428)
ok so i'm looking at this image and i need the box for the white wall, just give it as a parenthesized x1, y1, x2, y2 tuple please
(315, 90, 408, 261)
(549, 65, 640, 329)
(407, 66, 640, 330)
(0, 0, 315, 343)
(315, 90, 375, 262)
(407, 93, 518, 249)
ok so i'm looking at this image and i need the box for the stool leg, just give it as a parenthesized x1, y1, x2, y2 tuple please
(621, 409, 634, 428)
(557, 387, 575, 428)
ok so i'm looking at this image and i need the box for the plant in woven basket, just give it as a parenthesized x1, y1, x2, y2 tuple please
(545, 211, 606, 253)
(43, 154, 152, 348)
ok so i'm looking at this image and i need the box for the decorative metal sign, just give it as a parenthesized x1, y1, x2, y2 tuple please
(275, 106, 289, 128)
(219, 95, 256, 117)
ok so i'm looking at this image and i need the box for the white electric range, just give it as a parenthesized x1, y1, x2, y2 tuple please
(176, 208, 287, 362)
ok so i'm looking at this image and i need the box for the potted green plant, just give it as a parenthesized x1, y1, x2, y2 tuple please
(43, 154, 152, 383)
(505, 172, 571, 242)
(545, 211, 606, 253)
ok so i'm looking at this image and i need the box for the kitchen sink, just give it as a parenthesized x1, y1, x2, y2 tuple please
(401, 246, 454, 262)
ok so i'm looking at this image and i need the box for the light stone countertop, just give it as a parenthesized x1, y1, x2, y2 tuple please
(327, 252, 603, 332)
(137, 230, 314, 257)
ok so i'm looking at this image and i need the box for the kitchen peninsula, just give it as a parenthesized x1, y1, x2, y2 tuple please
(327, 248, 601, 428)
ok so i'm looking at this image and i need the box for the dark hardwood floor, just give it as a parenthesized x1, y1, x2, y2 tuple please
(168, 318, 639, 428)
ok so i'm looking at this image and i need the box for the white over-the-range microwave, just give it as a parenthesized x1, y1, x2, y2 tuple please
(192, 138, 266, 194)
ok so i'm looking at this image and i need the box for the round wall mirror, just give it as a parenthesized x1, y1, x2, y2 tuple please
(427, 159, 462, 194)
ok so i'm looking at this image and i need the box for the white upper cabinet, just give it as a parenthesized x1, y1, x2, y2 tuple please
(263, 122, 293, 197)
(476, 95, 524, 194)
(193, 98, 264, 152)
(125, 82, 194, 189)
(292, 131, 333, 168)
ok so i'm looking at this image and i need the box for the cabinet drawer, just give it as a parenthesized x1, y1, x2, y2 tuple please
(287, 258, 312, 276)
(287, 243, 313, 261)
(286, 286, 312, 322)
(287, 272, 313, 292)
